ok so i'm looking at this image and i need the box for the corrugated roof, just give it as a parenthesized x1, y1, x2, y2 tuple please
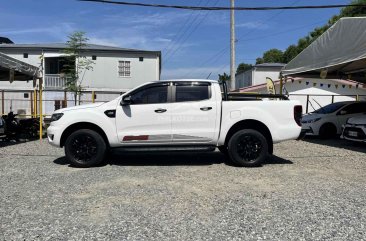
(0, 43, 160, 54)
(255, 63, 286, 67)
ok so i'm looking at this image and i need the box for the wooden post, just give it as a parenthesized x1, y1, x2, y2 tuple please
(1, 90, 4, 115)
(34, 89, 38, 117)
(331, 95, 334, 103)
(356, 95, 359, 101)
(39, 78, 43, 140)
(92, 91, 95, 103)
(64, 90, 67, 108)
(30, 91, 33, 117)
(279, 75, 283, 95)
(306, 95, 309, 114)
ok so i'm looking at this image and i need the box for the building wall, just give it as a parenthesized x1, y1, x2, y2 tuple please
(252, 68, 281, 86)
(235, 67, 282, 89)
(0, 49, 160, 91)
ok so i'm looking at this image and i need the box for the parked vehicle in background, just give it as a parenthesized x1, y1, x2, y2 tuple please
(2, 111, 39, 140)
(341, 114, 366, 143)
(0, 116, 5, 138)
(301, 101, 366, 138)
(47, 79, 302, 168)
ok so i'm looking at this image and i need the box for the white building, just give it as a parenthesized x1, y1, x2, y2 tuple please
(239, 78, 366, 113)
(0, 42, 161, 115)
(235, 63, 285, 89)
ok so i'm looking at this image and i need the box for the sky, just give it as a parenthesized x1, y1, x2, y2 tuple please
(1, 0, 351, 80)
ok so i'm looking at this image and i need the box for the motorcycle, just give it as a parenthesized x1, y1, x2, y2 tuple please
(2, 111, 40, 141)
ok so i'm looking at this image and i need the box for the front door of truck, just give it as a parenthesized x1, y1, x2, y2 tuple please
(115, 82, 172, 144)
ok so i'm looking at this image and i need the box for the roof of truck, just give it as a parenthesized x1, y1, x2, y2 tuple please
(158, 79, 218, 83)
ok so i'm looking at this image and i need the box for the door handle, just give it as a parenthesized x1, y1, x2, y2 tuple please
(154, 108, 167, 113)
(200, 107, 212, 111)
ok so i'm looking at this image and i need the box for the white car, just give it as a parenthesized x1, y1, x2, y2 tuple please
(341, 114, 366, 143)
(47, 79, 302, 168)
(301, 101, 366, 138)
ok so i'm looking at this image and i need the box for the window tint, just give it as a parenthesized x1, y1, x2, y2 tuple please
(131, 86, 168, 104)
(313, 102, 346, 114)
(176, 85, 209, 102)
(342, 103, 366, 114)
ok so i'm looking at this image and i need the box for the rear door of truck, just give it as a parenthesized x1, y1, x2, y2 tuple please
(170, 81, 218, 143)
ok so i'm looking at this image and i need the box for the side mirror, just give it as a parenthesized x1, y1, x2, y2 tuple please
(120, 95, 132, 106)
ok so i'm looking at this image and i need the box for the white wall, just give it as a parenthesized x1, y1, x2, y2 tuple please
(0, 49, 160, 91)
(253, 68, 281, 85)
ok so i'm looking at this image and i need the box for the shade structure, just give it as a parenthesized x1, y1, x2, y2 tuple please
(0, 52, 39, 82)
(281, 17, 366, 83)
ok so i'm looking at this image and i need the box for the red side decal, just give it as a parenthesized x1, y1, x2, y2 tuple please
(123, 135, 149, 141)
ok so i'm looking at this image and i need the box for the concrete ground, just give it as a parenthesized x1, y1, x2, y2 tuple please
(0, 138, 365, 240)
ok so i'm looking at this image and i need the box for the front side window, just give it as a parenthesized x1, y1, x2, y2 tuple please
(131, 85, 168, 104)
(118, 61, 131, 77)
(175, 85, 210, 102)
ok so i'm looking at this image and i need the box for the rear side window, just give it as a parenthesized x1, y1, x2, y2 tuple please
(131, 86, 168, 104)
(175, 85, 210, 102)
(342, 103, 366, 114)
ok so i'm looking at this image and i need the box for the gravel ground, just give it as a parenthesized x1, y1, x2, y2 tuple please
(0, 138, 365, 241)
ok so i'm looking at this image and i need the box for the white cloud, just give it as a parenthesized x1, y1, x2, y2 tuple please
(236, 21, 269, 29)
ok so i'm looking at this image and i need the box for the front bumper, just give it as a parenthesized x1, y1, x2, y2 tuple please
(341, 125, 366, 143)
(47, 125, 64, 147)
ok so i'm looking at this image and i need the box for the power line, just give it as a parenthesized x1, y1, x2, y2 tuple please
(186, 0, 302, 78)
(164, 0, 220, 63)
(79, 0, 366, 11)
(161, 0, 204, 57)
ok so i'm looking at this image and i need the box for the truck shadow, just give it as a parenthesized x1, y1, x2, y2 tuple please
(302, 136, 366, 154)
(53, 152, 293, 167)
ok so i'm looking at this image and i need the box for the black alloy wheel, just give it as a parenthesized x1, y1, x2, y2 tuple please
(228, 129, 268, 167)
(65, 129, 106, 167)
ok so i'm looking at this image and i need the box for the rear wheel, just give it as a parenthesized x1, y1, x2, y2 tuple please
(319, 123, 337, 139)
(227, 129, 268, 167)
(65, 129, 106, 167)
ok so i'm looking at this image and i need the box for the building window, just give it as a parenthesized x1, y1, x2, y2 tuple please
(24, 93, 29, 98)
(139, 57, 144, 62)
(92, 55, 97, 60)
(23, 53, 28, 58)
(118, 61, 131, 77)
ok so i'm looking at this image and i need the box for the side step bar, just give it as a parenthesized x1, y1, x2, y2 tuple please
(114, 145, 216, 152)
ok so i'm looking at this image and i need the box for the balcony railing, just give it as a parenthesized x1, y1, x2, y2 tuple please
(44, 74, 69, 89)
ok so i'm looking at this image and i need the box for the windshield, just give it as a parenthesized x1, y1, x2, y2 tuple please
(312, 102, 347, 114)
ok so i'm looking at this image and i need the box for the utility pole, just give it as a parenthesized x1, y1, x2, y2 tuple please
(230, 0, 236, 90)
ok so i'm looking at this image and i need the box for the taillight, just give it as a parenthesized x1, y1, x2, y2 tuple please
(294, 105, 303, 126)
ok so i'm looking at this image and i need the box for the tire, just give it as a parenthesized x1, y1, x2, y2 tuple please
(227, 129, 268, 167)
(65, 129, 106, 168)
(319, 123, 337, 139)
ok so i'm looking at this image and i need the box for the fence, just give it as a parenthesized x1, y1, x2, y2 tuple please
(0, 89, 122, 118)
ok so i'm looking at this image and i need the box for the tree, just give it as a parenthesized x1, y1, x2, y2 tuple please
(255, 57, 264, 64)
(262, 49, 284, 63)
(282, 45, 299, 63)
(236, 63, 252, 74)
(63, 31, 94, 105)
(218, 72, 230, 82)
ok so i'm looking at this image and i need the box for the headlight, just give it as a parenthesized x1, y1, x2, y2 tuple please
(302, 117, 321, 124)
(51, 113, 64, 122)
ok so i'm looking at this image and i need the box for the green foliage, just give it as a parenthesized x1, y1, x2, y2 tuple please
(282, 45, 299, 63)
(236, 63, 252, 74)
(218, 72, 230, 82)
(63, 31, 94, 104)
(261, 49, 284, 64)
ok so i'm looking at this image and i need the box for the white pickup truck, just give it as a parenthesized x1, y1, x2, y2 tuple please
(47, 80, 302, 167)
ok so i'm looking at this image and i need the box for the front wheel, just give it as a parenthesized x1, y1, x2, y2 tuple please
(65, 129, 106, 167)
(227, 129, 268, 167)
